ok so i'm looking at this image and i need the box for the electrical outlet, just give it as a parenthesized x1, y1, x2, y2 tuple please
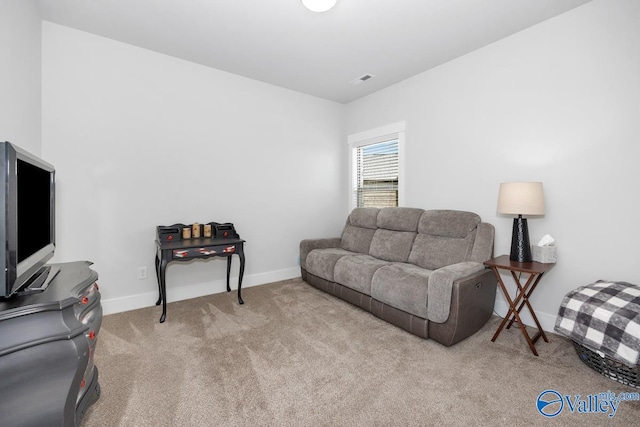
(138, 266, 148, 280)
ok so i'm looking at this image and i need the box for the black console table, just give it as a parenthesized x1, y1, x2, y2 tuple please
(155, 223, 245, 323)
(0, 261, 102, 427)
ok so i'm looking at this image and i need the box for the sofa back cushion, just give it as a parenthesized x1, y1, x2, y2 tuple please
(368, 208, 422, 262)
(369, 229, 417, 262)
(376, 207, 424, 232)
(408, 210, 480, 270)
(340, 208, 379, 253)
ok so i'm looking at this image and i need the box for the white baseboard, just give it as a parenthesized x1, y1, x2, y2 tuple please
(493, 300, 558, 334)
(101, 267, 301, 316)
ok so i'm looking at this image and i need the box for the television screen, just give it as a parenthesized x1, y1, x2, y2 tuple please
(0, 141, 55, 298)
(17, 159, 53, 263)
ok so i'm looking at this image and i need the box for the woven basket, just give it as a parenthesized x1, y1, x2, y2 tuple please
(573, 341, 639, 388)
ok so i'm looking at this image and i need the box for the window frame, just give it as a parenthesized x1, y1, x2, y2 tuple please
(347, 121, 406, 210)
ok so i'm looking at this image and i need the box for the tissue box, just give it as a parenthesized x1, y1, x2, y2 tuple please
(532, 245, 557, 263)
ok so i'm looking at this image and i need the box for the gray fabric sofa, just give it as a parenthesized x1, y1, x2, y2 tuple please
(299, 207, 497, 346)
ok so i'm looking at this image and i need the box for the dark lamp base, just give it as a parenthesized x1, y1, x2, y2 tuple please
(510, 216, 532, 263)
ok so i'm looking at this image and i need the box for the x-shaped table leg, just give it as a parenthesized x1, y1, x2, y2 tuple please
(490, 267, 548, 356)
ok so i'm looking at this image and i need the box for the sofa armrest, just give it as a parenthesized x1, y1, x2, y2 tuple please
(428, 268, 497, 346)
(427, 261, 486, 323)
(300, 237, 342, 270)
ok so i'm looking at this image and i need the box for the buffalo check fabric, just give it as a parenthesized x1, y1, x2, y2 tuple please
(555, 281, 640, 367)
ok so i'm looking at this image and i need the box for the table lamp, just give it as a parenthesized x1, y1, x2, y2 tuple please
(497, 182, 545, 262)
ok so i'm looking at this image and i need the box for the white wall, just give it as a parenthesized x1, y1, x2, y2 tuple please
(13, 0, 639, 331)
(346, 0, 640, 331)
(41, 22, 347, 315)
(0, 0, 41, 154)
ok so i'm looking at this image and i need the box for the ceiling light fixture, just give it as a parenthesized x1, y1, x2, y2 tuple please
(301, 0, 338, 13)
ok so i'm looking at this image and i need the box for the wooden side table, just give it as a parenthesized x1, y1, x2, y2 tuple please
(484, 255, 555, 356)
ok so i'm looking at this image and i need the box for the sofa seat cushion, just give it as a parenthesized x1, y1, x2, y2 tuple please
(371, 263, 433, 318)
(334, 255, 392, 296)
(306, 248, 356, 282)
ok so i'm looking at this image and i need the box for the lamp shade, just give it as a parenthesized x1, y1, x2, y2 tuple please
(301, 0, 338, 12)
(497, 182, 545, 216)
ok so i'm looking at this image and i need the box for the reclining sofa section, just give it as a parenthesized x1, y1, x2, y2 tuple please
(300, 207, 497, 346)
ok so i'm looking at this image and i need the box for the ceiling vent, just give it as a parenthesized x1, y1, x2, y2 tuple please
(350, 74, 375, 86)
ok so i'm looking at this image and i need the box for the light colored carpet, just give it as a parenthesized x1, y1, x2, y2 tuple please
(82, 278, 639, 426)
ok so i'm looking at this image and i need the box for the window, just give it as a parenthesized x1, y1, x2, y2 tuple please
(353, 139, 398, 208)
(348, 121, 405, 209)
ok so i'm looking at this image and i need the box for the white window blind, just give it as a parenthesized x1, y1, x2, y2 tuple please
(353, 139, 399, 208)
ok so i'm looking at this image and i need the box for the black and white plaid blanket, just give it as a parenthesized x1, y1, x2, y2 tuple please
(555, 281, 640, 367)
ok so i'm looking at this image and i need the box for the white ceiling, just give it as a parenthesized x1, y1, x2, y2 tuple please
(35, 0, 592, 104)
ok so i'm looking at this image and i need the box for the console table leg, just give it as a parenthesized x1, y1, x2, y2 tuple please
(159, 256, 168, 323)
(226, 256, 232, 292)
(237, 251, 245, 305)
(154, 254, 162, 306)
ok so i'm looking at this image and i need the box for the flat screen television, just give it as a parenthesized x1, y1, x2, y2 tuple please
(0, 141, 56, 298)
